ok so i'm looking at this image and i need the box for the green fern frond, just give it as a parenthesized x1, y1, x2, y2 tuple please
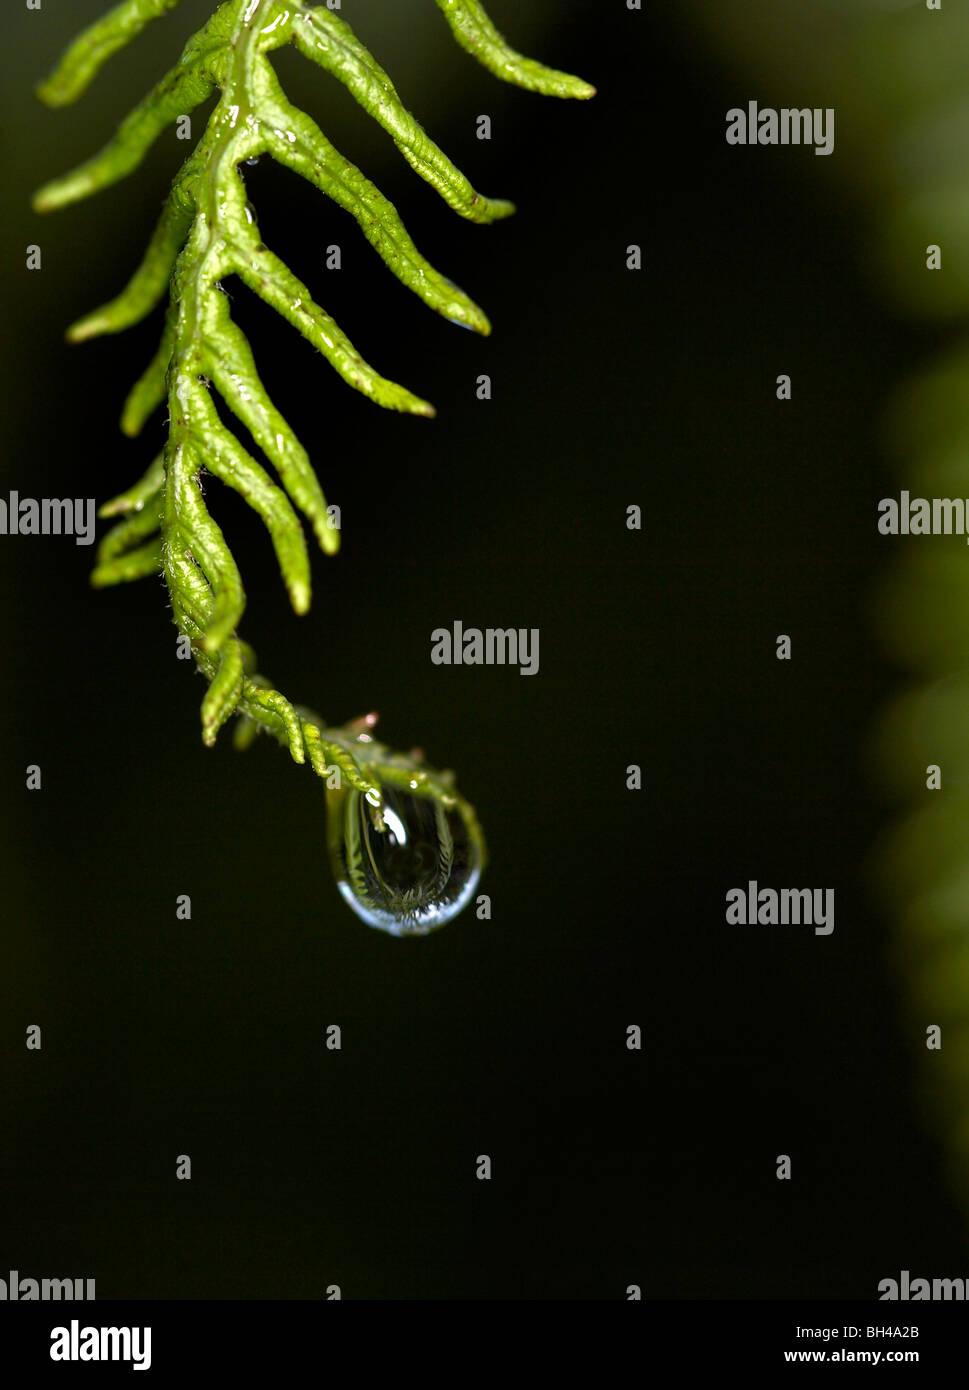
(33, 0, 591, 925)
(435, 0, 595, 99)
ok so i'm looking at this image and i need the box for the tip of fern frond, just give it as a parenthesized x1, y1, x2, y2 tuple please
(98, 500, 129, 519)
(554, 74, 596, 99)
(290, 583, 312, 615)
(448, 308, 491, 337)
(317, 526, 341, 556)
(524, 72, 595, 99)
(33, 177, 87, 214)
(120, 397, 152, 437)
(66, 316, 106, 344)
(34, 79, 74, 109)
(233, 718, 259, 752)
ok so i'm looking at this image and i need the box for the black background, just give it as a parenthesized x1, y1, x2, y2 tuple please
(1, 0, 964, 1299)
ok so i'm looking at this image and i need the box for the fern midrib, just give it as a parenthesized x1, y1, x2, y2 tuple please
(171, 0, 265, 436)
(165, 0, 276, 650)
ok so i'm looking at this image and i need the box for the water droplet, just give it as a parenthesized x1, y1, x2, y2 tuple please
(327, 782, 482, 937)
(244, 155, 262, 166)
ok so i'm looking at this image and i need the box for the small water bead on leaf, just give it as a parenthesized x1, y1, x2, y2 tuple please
(327, 780, 483, 936)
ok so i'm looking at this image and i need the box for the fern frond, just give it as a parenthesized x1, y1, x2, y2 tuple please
(290, 7, 515, 224)
(35, 0, 182, 107)
(434, 0, 596, 99)
(34, 0, 590, 923)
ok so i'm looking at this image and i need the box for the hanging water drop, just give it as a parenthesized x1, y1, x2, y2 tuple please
(326, 780, 483, 937)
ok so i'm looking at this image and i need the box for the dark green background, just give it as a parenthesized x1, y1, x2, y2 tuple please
(0, 0, 962, 1298)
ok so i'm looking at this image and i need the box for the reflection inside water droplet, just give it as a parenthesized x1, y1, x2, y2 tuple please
(327, 782, 482, 937)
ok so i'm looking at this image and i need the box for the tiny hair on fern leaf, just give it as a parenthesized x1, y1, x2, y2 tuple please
(33, 0, 592, 929)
